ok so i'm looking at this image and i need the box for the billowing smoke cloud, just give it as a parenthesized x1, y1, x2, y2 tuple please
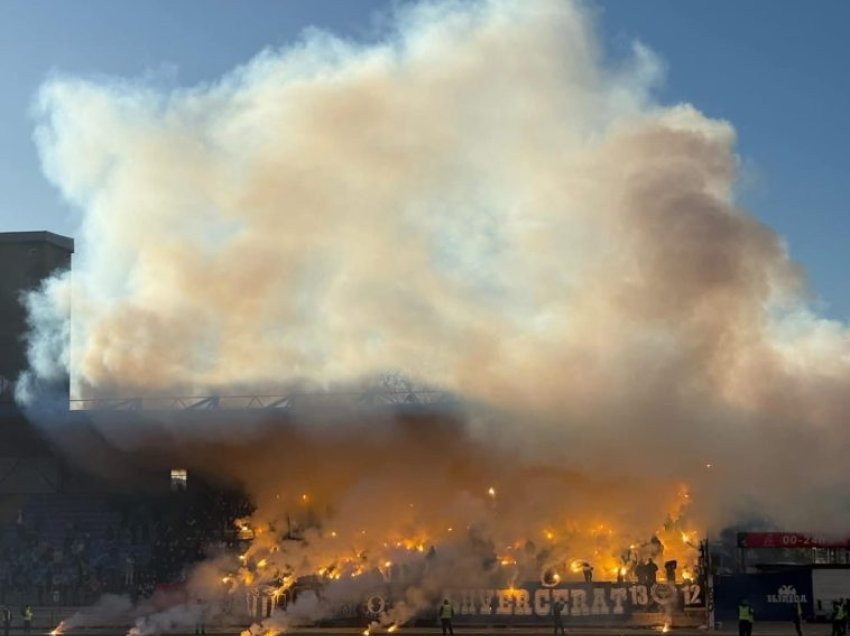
(18, 0, 850, 610)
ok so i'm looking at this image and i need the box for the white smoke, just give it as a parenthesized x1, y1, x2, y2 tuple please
(53, 594, 210, 634)
(126, 604, 203, 636)
(57, 594, 133, 630)
(20, 0, 850, 540)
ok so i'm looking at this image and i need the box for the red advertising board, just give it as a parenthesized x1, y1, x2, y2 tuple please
(738, 532, 850, 549)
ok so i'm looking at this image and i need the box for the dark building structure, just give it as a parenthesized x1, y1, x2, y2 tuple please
(0, 231, 74, 402)
(0, 231, 73, 498)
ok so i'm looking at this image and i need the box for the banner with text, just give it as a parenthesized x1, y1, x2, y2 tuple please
(359, 582, 706, 625)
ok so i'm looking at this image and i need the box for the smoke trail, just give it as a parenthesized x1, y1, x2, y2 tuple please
(20, 0, 850, 562)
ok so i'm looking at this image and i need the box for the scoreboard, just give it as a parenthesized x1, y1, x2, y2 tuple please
(737, 533, 850, 549)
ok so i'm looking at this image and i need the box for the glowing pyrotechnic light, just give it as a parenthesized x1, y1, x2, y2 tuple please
(661, 623, 671, 633)
(301, 494, 309, 503)
(447, 527, 453, 533)
(487, 487, 496, 497)
(705, 463, 713, 469)
(221, 576, 232, 584)
(257, 559, 268, 569)
(384, 561, 392, 568)
(362, 630, 370, 636)
(545, 530, 555, 541)
(387, 625, 399, 633)
(330, 531, 337, 537)
(681, 530, 698, 545)
(417, 545, 425, 552)
(51, 623, 65, 636)
(238, 554, 247, 561)
(569, 559, 586, 573)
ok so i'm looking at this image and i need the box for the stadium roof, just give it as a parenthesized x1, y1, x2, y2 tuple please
(0, 231, 74, 252)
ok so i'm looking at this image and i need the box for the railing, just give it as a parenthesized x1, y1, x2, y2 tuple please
(69, 389, 458, 411)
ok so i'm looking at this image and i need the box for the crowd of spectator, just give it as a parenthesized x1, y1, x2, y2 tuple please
(0, 488, 253, 607)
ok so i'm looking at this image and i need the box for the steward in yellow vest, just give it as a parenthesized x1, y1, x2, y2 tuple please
(439, 599, 454, 636)
(738, 600, 754, 636)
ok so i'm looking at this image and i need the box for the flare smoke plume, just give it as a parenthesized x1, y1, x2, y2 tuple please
(19, 0, 850, 592)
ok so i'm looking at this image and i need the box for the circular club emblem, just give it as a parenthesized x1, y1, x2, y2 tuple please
(651, 583, 677, 606)
(365, 596, 386, 615)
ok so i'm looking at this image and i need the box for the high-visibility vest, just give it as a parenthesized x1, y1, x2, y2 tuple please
(23, 608, 32, 621)
(440, 604, 453, 619)
(738, 605, 753, 622)
(836, 605, 846, 621)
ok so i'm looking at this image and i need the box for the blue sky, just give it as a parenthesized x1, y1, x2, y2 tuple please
(1, 0, 848, 318)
